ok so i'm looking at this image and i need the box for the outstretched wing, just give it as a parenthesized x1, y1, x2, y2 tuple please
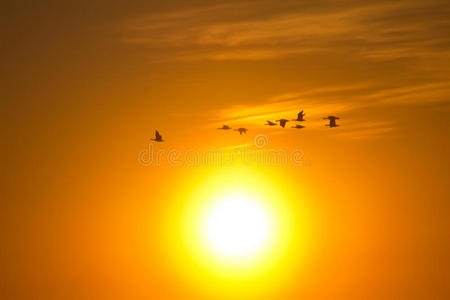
(155, 131, 162, 139)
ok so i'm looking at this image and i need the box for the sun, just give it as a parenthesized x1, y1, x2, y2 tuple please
(205, 192, 270, 257)
(168, 165, 311, 291)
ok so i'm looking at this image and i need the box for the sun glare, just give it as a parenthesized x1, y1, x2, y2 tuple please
(167, 165, 311, 296)
(205, 193, 269, 257)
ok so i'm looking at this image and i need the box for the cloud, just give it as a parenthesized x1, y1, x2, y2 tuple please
(122, 1, 450, 62)
(207, 78, 450, 138)
(366, 81, 450, 104)
(335, 120, 396, 140)
(209, 84, 363, 134)
(215, 96, 352, 126)
(122, 0, 450, 139)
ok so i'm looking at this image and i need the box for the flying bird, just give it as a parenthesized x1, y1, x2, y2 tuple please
(218, 125, 232, 130)
(292, 110, 306, 122)
(265, 120, 277, 126)
(292, 124, 305, 129)
(234, 128, 248, 135)
(276, 119, 289, 128)
(324, 116, 340, 127)
(151, 130, 164, 142)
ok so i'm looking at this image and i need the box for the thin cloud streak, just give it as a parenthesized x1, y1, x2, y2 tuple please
(209, 79, 449, 138)
(123, 1, 450, 62)
(336, 126, 395, 140)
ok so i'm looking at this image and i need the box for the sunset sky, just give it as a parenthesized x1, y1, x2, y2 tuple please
(3, 1, 450, 299)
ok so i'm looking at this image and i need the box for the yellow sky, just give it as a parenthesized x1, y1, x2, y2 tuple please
(3, 0, 450, 299)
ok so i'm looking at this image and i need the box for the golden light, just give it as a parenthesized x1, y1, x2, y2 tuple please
(182, 168, 288, 272)
(163, 164, 314, 299)
(204, 190, 271, 258)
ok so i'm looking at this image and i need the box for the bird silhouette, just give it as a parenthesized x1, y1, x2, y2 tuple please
(218, 125, 232, 130)
(234, 128, 248, 135)
(151, 130, 164, 142)
(276, 119, 289, 128)
(292, 110, 306, 121)
(265, 120, 277, 126)
(324, 116, 340, 127)
(292, 124, 305, 129)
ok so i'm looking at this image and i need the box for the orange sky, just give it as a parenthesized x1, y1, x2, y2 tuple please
(3, 1, 450, 299)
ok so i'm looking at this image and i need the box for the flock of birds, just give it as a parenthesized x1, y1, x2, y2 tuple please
(217, 110, 340, 135)
(151, 110, 340, 141)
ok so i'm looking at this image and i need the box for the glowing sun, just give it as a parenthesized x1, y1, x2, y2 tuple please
(173, 166, 307, 282)
(205, 193, 269, 257)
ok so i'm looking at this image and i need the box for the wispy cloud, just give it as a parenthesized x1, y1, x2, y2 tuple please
(208, 85, 363, 135)
(207, 79, 449, 138)
(335, 120, 396, 140)
(122, 1, 450, 62)
(123, 0, 450, 139)
(366, 82, 450, 104)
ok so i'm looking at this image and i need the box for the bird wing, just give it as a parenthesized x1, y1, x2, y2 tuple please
(155, 131, 161, 139)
